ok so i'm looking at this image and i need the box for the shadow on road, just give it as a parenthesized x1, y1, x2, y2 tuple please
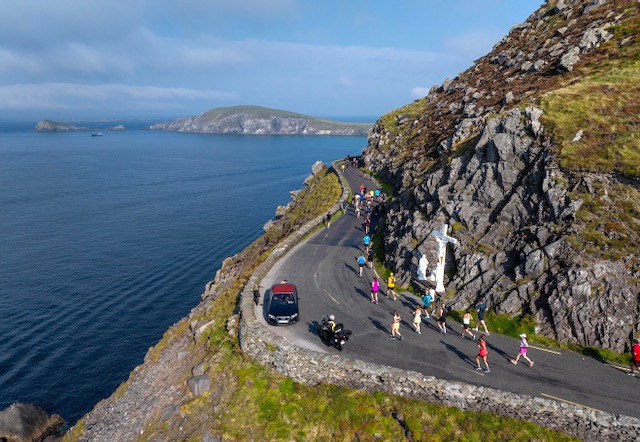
(487, 341, 511, 362)
(370, 317, 390, 335)
(344, 262, 357, 276)
(354, 286, 371, 301)
(307, 320, 332, 348)
(441, 340, 475, 367)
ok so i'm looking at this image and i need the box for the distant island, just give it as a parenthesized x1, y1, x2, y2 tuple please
(33, 120, 126, 132)
(149, 105, 373, 136)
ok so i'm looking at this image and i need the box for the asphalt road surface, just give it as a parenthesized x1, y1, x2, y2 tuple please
(256, 164, 640, 419)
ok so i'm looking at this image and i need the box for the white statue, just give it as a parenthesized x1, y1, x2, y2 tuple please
(431, 224, 457, 293)
(417, 254, 428, 280)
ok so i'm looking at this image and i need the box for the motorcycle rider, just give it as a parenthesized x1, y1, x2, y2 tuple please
(327, 314, 337, 333)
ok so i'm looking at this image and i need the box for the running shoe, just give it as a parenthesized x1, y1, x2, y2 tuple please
(484, 369, 491, 373)
(475, 367, 482, 371)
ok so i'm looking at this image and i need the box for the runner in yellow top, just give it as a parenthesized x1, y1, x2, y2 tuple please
(387, 272, 397, 300)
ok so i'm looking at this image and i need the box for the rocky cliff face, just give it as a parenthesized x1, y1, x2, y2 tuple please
(363, 0, 640, 353)
(150, 106, 371, 136)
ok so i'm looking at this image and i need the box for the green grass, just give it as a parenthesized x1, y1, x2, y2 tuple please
(540, 57, 640, 178)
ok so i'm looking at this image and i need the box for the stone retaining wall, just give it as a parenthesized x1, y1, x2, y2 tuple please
(237, 161, 640, 442)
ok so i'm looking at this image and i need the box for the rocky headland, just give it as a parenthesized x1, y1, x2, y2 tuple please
(149, 105, 372, 136)
(33, 120, 127, 132)
(33, 120, 87, 132)
(6, 1, 639, 441)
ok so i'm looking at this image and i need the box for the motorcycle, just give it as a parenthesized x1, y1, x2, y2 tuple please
(318, 315, 352, 351)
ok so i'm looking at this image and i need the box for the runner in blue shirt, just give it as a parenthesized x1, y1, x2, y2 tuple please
(363, 234, 371, 253)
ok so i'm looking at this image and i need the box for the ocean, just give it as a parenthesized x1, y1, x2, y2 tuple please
(0, 123, 366, 425)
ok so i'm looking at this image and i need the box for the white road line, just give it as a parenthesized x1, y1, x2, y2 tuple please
(606, 363, 631, 372)
(529, 345, 561, 355)
(451, 362, 485, 376)
(540, 393, 603, 413)
(323, 289, 341, 305)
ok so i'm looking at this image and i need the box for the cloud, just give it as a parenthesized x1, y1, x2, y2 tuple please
(0, 83, 237, 112)
(410, 87, 430, 100)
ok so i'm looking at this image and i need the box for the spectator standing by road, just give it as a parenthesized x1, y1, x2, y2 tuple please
(629, 338, 640, 376)
(356, 254, 366, 277)
(370, 277, 380, 304)
(475, 336, 490, 372)
(461, 309, 476, 340)
(387, 272, 397, 300)
(391, 310, 403, 340)
(473, 297, 490, 335)
(325, 212, 331, 228)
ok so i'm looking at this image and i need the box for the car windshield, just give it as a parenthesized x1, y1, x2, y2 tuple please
(272, 293, 295, 304)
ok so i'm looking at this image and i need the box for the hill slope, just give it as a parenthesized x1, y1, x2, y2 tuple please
(150, 105, 372, 136)
(363, 0, 640, 353)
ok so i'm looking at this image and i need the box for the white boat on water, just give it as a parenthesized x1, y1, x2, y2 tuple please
(91, 131, 103, 137)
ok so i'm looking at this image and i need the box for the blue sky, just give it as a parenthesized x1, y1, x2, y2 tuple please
(0, 0, 542, 121)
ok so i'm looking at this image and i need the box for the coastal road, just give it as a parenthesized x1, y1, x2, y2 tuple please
(256, 164, 640, 419)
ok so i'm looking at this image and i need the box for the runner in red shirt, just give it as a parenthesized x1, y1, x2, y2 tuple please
(629, 338, 640, 376)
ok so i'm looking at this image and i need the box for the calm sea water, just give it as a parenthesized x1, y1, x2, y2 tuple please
(0, 124, 365, 425)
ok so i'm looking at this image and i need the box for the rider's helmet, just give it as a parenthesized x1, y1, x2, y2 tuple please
(329, 315, 335, 321)
(390, 272, 394, 276)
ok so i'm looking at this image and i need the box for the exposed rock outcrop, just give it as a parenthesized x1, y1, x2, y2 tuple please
(0, 403, 63, 442)
(363, 0, 640, 353)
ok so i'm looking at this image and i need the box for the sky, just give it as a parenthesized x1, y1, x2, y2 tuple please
(0, 0, 543, 122)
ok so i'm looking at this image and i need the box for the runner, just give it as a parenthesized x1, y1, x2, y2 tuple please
(370, 277, 380, 304)
(422, 288, 434, 319)
(629, 338, 640, 376)
(437, 303, 448, 334)
(473, 297, 490, 335)
(387, 272, 397, 300)
(412, 305, 422, 334)
(363, 234, 371, 254)
(475, 336, 490, 372)
(390, 310, 403, 341)
(356, 254, 366, 277)
(364, 217, 371, 234)
(511, 333, 534, 367)
(461, 309, 476, 340)
(367, 248, 374, 270)
(325, 212, 331, 228)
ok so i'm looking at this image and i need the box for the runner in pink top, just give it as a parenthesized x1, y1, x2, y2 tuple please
(370, 277, 380, 304)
